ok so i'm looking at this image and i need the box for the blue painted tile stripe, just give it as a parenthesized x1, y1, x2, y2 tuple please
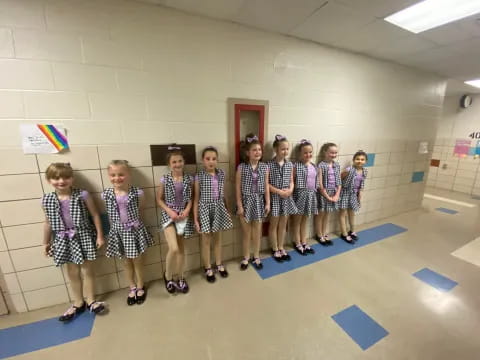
(254, 223, 407, 279)
(435, 207, 458, 215)
(332, 305, 389, 350)
(365, 153, 375, 167)
(411, 171, 424, 183)
(412, 268, 458, 292)
(0, 312, 95, 359)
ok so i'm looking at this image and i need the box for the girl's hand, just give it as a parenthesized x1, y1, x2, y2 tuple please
(264, 204, 271, 216)
(285, 188, 293, 197)
(357, 194, 362, 204)
(43, 243, 51, 257)
(194, 221, 201, 232)
(96, 236, 105, 249)
(332, 194, 340, 202)
(167, 209, 178, 221)
(237, 206, 244, 216)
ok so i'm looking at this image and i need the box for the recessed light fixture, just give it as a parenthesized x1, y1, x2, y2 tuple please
(384, 0, 480, 34)
(465, 79, 480, 88)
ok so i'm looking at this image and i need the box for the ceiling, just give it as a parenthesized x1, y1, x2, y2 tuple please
(138, 0, 480, 95)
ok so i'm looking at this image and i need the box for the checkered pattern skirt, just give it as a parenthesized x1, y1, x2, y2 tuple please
(293, 189, 318, 216)
(198, 200, 233, 233)
(318, 188, 340, 212)
(270, 193, 298, 217)
(52, 228, 97, 266)
(240, 194, 265, 223)
(106, 224, 153, 259)
(160, 205, 195, 238)
(339, 189, 361, 212)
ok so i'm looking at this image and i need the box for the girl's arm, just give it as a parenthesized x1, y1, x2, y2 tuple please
(156, 182, 178, 220)
(193, 179, 200, 229)
(235, 166, 243, 215)
(264, 170, 270, 215)
(84, 195, 105, 249)
(268, 183, 282, 196)
(42, 214, 52, 256)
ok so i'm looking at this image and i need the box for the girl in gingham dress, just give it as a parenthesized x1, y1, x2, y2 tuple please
(268, 135, 297, 262)
(42, 163, 106, 322)
(339, 151, 368, 243)
(156, 146, 194, 294)
(103, 160, 153, 305)
(193, 146, 233, 283)
(291, 140, 316, 256)
(236, 133, 270, 271)
(315, 142, 342, 245)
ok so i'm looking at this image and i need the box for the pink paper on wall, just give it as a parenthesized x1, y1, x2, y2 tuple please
(454, 139, 471, 158)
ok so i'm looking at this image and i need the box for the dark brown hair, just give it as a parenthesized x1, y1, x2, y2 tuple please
(273, 134, 288, 149)
(240, 133, 262, 163)
(295, 139, 313, 161)
(353, 150, 368, 161)
(201, 146, 218, 158)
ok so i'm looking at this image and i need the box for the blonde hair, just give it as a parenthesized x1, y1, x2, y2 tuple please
(45, 162, 73, 180)
(108, 159, 130, 170)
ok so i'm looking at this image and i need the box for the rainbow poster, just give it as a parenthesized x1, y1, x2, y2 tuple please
(20, 124, 69, 154)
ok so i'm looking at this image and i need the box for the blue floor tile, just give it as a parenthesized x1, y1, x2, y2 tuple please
(332, 305, 389, 350)
(254, 223, 407, 279)
(412, 268, 458, 292)
(435, 207, 458, 215)
(0, 312, 95, 359)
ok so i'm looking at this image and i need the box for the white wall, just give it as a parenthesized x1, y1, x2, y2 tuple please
(428, 94, 480, 194)
(0, 0, 446, 313)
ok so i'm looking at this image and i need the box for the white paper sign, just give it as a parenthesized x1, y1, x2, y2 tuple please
(418, 141, 429, 154)
(20, 124, 69, 154)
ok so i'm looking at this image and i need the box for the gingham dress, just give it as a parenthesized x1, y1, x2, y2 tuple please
(196, 169, 233, 233)
(339, 167, 367, 212)
(42, 189, 97, 266)
(267, 159, 298, 217)
(238, 162, 268, 223)
(318, 161, 341, 212)
(293, 162, 318, 216)
(103, 187, 153, 258)
(159, 173, 195, 238)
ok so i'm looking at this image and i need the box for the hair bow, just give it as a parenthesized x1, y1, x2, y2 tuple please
(168, 146, 181, 151)
(205, 146, 217, 152)
(275, 134, 286, 141)
(246, 135, 258, 143)
(299, 139, 311, 145)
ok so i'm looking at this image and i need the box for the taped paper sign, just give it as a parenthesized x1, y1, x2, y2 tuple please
(21, 124, 69, 154)
(453, 139, 471, 158)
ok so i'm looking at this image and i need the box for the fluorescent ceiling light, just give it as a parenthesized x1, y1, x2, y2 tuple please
(465, 79, 480, 88)
(384, 0, 480, 34)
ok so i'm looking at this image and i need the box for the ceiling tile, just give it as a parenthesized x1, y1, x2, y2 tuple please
(333, 19, 411, 52)
(290, 1, 374, 45)
(333, 0, 420, 18)
(420, 23, 474, 46)
(234, 0, 327, 33)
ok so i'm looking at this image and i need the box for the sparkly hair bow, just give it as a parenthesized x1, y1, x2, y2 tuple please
(246, 135, 258, 143)
(299, 139, 311, 145)
(275, 134, 286, 141)
(168, 145, 181, 151)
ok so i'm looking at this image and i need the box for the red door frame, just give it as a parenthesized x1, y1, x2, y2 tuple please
(234, 104, 265, 167)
